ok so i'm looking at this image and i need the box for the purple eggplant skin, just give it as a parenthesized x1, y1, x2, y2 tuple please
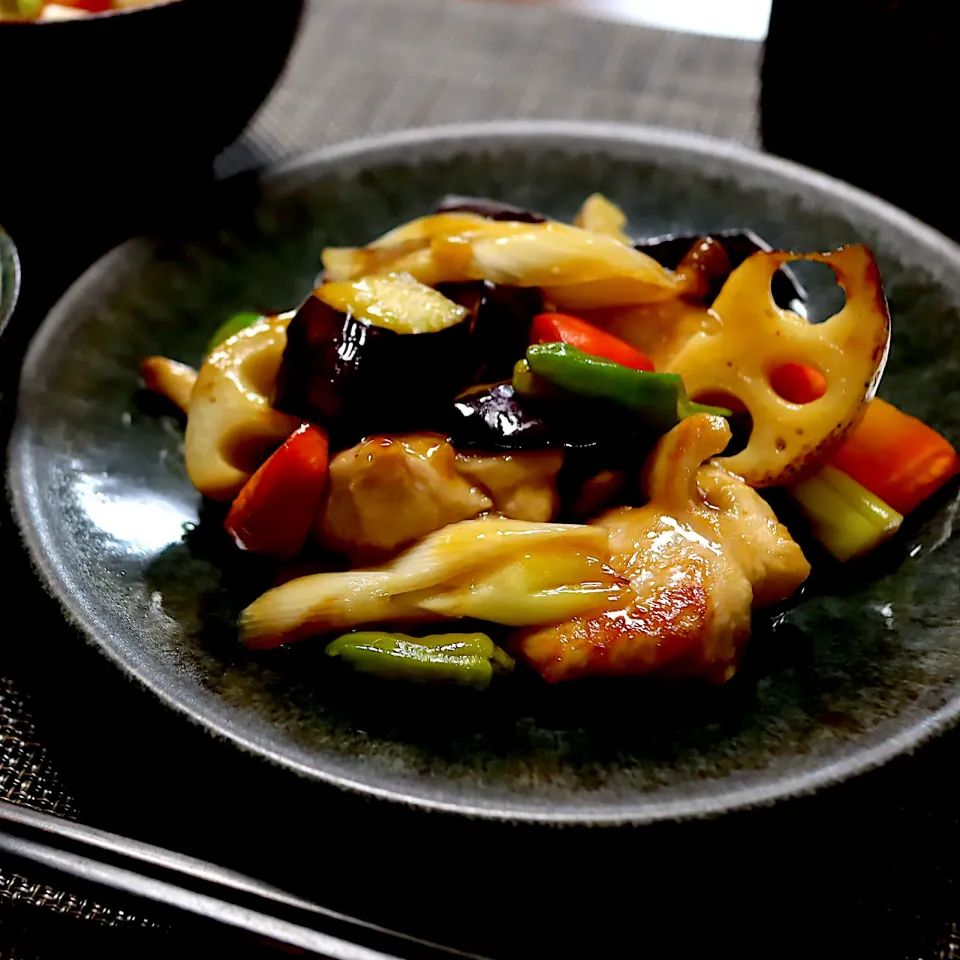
(635, 229, 807, 311)
(437, 281, 543, 382)
(447, 381, 645, 455)
(274, 294, 473, 446)
(449, 383, 555, 452)
(433, 195, 547, 224)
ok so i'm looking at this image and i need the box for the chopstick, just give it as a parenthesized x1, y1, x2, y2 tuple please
(0, 799, 488, 960)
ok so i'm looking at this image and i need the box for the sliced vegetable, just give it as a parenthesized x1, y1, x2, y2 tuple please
(325, 216, 683, 305)
(789, 465, 903, 561)
(368, 212, 494, 249)
(239, 517, 620, 649)
(448, 381, 628, 453)
(525, 343, 730, 432)
(322, 214, 526, 284)
(64, 0, 111, 9)
(36, 5, 88, 19)
(462, 221, 683, 295)
(668, 245, 891, 487)
(326, 631, 514, 690)
(316, 272, 467, 335)
(530, 312, 655, 372)
(433, 195, 547, 223)
(829, 398, 960, 514)
(574, 193, 632, 245)
(224, 424, 330, 560)
(449, 382, 556, 451)
(274, 293, 473, 443)
(206, 312, 264, 356)
(185, 316, 299, 501)
(139, 356, 198, 413)
(437, 280, 542, 381)
(511, 359, 564, 400)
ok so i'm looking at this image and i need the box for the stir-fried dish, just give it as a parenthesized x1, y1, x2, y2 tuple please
(0, 0, 170, 20)
(141, 193, 960, 691)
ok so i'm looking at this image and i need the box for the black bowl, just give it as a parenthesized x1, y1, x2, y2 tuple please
(0, 0, 303, 233)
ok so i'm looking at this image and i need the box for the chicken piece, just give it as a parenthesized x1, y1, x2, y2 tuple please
(454, 450, 563, 522)
(315, 434, 492, 562)
(514, 414, 810, 684)
(568, 469, 629, 520)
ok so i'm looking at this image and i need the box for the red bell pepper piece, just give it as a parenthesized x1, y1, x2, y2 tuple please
(224, 424, 329, 560)
(55, 0, 113, 11)
(530, 312, 655, 372)
(830, 398, 960, 515)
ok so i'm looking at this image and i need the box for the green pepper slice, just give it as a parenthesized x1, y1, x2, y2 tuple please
(524, 342, 730, 432)
(325, 631, 514, 690)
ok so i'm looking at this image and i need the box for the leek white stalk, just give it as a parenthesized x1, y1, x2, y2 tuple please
(240, 517, 620, 649)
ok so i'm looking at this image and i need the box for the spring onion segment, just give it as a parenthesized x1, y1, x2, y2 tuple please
(323, 217, 683, 304)
(789, 465, 903, 561)
(240, 517, 620, 649)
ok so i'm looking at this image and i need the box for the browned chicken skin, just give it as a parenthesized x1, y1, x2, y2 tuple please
(514, 414, 810, 684)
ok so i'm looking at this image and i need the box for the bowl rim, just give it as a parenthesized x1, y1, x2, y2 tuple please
(10, 119, 960, 826)
(0, 225, 21, 334)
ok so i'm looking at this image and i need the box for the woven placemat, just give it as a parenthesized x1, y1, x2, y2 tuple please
(216, 0, 761, 178)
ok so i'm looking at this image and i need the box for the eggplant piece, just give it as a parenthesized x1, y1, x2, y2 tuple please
(448, 382, 554, 452)
(448, 381, 647, 455)
(274, 294, 473, 446)
(438, 280, 543, 381)
(635, 229, 807, 312)
(433, 194, 547, 224)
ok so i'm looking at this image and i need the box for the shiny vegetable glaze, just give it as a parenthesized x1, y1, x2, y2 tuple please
(138, 192, 960, 694)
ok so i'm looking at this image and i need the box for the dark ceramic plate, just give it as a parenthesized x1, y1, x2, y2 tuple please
(9, 123, 960, 825)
